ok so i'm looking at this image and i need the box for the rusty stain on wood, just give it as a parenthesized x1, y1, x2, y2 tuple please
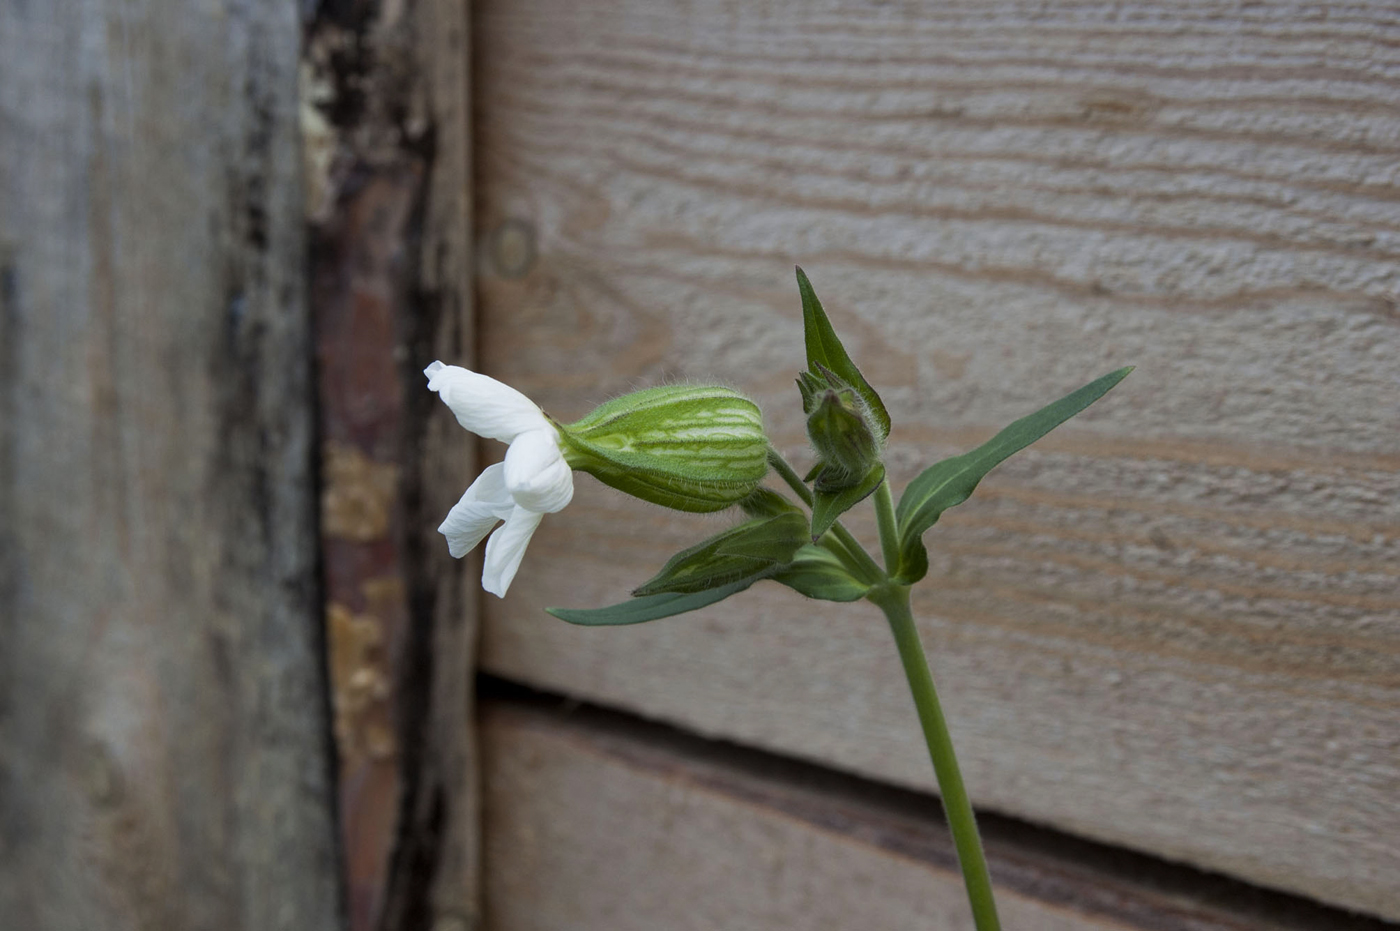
(308, 22, 421, 917)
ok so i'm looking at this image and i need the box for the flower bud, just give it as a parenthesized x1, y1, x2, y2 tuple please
(557, 385, 769, 513)
(800, 364, 884, 491)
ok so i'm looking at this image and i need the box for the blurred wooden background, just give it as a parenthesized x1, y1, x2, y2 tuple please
(3, 0, 1397, 929)
(473, 1, 1400, 927)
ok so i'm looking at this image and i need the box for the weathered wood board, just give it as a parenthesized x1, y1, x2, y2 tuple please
(0, 1, 341, 929)
(483, 701, 1386, 931)
(305, 0, 482, 927)
(472, 0, 1400, 919)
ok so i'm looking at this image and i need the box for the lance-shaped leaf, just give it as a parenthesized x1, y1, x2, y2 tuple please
(895, 367, 1133, 577)
(796, 267, 891, 439)
(632, 512, 809, 596)
(810, 462, 884, 540)
(547, 579, 761, 627)
(771, 545, 871, 602)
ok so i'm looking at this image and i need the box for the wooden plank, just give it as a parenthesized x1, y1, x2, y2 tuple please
(0, 2, 340, 929)
(409, 0, 483, 927)
(304, 0, 481, 928)
(482, 700, 1385, 931)
(471, 0, 1400, 920)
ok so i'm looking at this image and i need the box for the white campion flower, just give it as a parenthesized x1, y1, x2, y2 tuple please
(425, 361, 573, 597)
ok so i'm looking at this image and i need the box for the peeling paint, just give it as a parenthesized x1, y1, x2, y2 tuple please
(326, 574, 406, 766)
(299, 59, 338, 224)
(322, 441, 399, 542)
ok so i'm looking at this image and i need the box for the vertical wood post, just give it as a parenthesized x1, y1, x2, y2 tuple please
(304, 0, 479, 928)
(0, 2, 343, 929)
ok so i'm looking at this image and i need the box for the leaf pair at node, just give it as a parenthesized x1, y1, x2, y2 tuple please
(546, 510, 871, 626)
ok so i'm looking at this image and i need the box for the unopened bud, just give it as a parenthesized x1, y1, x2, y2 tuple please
(558, 385, 769, 512)
(800, 364, 884, 491)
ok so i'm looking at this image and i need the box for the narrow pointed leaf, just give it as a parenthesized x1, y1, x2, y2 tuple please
(810, 462, 884, 539)
(633, 512, 808, 596)
(548, 578, 760, 626)
(796, 267, 891, 438)
(771, 546, 871, 602)
(716, 519, 809, 560)
(897, 367, 1133, 558)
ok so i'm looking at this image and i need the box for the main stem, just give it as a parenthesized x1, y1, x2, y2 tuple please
(871, 478, 1001, 931)
(871, 585, 1001, 931)
(773, 453, 1002, 929)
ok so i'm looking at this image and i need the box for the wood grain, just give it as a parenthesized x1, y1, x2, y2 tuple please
(483, 700, 1383, 931)
(0, 1, 340, 929)
(472, 0, 1400, 919)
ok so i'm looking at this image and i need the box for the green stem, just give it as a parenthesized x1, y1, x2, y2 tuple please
(773, 451, 998, 927)
(829, 524, 884, 584)
(767, 447, 814, 507)
(869, 585, 1001, 931)
(768, 447, 884, 582)
(873, 478, 901, 573)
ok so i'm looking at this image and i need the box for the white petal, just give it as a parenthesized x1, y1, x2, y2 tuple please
(481, 506, 544, 597)
(424, 361, 549, 444)
(504, 429, 574, 514)
(437, 463, 514, 558)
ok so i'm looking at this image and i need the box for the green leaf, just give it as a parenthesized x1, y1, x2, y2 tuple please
(796, 267, 891, 439)
(632, 512, 808, 596)
(771, 546, 871, 602)
(547, 578, 761, 627)
(896, 367, 1133, 565)
(810, 462, 884, 539)
(892, 537, 929, 585)
(739, 487, 804, 519)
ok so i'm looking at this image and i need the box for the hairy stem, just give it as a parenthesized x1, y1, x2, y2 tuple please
(873, 478, 901, 573)
(767, 447, 814, 507)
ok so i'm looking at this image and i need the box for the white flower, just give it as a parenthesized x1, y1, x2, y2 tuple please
(425, 361, 573, 597)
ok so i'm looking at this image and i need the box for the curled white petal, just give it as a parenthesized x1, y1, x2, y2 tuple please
(504, 428, 574, 514)
(437, 463, 514, 558)
(481, 506, 545, 597)
(424, 361, 549, 444)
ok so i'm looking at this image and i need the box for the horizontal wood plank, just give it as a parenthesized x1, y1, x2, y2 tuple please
(483, 700, 1385, 931)
(472, 0, 1400, 919)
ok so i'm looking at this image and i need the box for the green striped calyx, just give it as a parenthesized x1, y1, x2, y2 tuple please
(558, 385, 769, 513)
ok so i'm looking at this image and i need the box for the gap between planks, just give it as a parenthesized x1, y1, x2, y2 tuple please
(479, 675, 1396, 931)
